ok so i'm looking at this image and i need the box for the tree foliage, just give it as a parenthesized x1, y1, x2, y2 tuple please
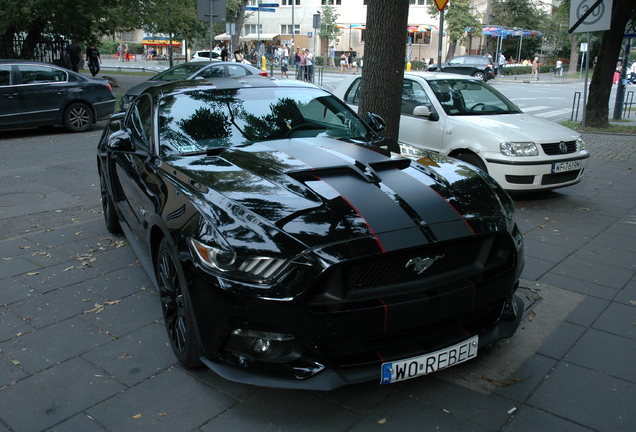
(488, 0, 548, 61)
(428, 0, 482, 61)
(318, 2, 340, 58)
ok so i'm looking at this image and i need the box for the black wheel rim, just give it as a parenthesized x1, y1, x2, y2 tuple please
(158, 249, 188, 354)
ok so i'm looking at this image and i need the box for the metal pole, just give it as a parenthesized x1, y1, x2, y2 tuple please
(209, 0, 214, 61)
(518, 31, 523, 63)
(582, 33, 591, 129)
(437, 11, 444, 70)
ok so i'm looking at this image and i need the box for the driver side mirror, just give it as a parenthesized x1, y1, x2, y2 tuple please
(364, 112, 386, 132)
(107, 129, 135, 152)
(413, 106, 439, 122)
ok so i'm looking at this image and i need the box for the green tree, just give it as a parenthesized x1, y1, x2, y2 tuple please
(318, 2, 340, 62)
(428, 0, 482, 61)
(358, 0, 410, 146)
(488, 0, 549, 61)
(142, 0, 208, 66)
(0, 0, 141, 59)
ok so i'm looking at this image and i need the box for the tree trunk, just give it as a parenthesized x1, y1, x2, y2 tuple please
(358, 0, 410, 148)
(568, 33, 579, 72)
(232, 1, 249, 52)
(586, 0, 635, 128)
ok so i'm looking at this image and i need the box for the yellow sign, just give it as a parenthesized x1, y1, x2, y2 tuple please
(434, 0, 449, 11)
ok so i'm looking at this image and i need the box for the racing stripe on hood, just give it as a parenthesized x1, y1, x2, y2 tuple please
(315, 173, 429, 252)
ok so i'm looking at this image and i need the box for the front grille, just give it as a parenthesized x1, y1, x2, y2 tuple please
(541, 170, 581, 185)
(344, 239, 481, 291)
(309, 234, 515, 307)
(541, 140, 578, 155)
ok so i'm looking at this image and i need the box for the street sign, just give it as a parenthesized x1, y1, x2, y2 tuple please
(242, 6, 276, 12)
(259, 3, 279, 7)
(569, 0, 612, 33)
(625, 19, 636, 38)
(197, 0, 227, 23)
(433, 0, 449, 11)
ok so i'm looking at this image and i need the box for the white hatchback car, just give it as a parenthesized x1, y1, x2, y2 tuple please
(334, 72, 590, 191)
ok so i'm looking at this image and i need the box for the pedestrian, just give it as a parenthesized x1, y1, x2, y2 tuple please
(340, 52, 348, 74)
(498, 51, 506, 77)
(117, 43, 124, 62)
(86, 44, 102, 77)
(531, 57, 539, 81)
(67, 40, 82, 72)
(221, 44, 228, 62)
(347, 47, 355, 71)
(305, 49, 314, 82)
(350, 48, 358, 74)
(124, 44, 130, 62)
(554, 59, 563, 77)
(329, 46, 335, 68)
(281, 55, 289, 78)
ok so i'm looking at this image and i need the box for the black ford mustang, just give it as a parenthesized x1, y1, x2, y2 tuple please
(97, 77, 524, 390)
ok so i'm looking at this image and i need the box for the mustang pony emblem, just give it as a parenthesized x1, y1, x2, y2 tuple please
(405, 255, 445, 274)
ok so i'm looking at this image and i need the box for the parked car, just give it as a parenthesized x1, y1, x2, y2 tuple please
(428, 55, 495, 81)
(119, 61, 268, 110)
(334, 72, 590, 191)
(191, 50, 222, 62)
(0, 60, 116, 132)
(98, 77, 524, 390)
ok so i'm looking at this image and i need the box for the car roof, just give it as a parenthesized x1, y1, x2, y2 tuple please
(144, 76, 320, 99)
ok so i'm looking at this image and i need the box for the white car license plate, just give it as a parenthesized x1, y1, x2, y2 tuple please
(552, 160, 581, 173)
(380, 335, 478, 384)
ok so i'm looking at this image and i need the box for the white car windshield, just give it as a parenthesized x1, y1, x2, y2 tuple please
(428, 79, 522, 116)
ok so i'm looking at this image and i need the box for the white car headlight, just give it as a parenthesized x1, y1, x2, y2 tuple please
(500, 142, 539, 157)
(576, 136, 586, 151)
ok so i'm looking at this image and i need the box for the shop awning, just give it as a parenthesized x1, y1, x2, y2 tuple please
(142, 37, 182, 46)
(214, 33, 231, 41)
(242, 33, 280, 41)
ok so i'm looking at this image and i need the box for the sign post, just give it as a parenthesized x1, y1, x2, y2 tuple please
(433, 0, 449, 71)
(568, 0, 612, 129)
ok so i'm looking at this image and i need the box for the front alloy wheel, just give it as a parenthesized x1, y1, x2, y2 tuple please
(156, 238, 202, 368)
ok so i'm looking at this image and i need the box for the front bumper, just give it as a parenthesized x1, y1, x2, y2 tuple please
(485, 153, 590, 191)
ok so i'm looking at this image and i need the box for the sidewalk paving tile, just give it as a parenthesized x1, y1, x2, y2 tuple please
(86, 367, 235, 432)
(565, 329, 636, 382)
(527, 362, 636, 431)
(0, 357, 126, 432)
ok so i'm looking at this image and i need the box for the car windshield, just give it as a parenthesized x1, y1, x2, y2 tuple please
(428, 79, 522, 116)
(158, 86, 378, 157)
(150, 63, 207, 81)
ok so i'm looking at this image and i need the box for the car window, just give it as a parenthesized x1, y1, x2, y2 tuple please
(343, 78, 362, 105)
(158, 87, 375, 156)
(151, 63, 206, 81)
(19, 65, 67, 84)
(127, 96, 153, 149)
(428, 79, 521, 116)
(0, 65, 12, 86)
(447, 57, 465, 66)
(197, 65, 225, 79)
(401, 79, 432, 115)
(226, 65, 250, 77)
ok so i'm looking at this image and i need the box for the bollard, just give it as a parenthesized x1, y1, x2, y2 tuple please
(261, 56, 266, 71)
(406, 61, 411, 71)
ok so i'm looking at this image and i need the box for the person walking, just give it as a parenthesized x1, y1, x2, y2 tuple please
(117, 43, 124, 62)
(124, 44, 130, 62)
(67, 41, 82, 72)
(531, 57, 539, 81)
(281, 55, 289, 78)
(86, 44, 102, 77)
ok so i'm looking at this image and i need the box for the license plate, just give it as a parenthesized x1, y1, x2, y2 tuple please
(380, 336, 478, 384)
(552, 160, 581, 173)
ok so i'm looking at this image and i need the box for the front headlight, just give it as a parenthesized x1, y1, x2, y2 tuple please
(500, 142, 539, 156)
(188, 238, 288, 282)
(576, 136, 587, 151)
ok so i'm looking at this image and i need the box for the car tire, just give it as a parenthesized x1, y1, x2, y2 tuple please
(455, 152, 488, 173)
(99, 169, 122, 234)
(472, 71, 486, 81)
(63, 102, 93, 132)
(156, 237, 203, 368)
